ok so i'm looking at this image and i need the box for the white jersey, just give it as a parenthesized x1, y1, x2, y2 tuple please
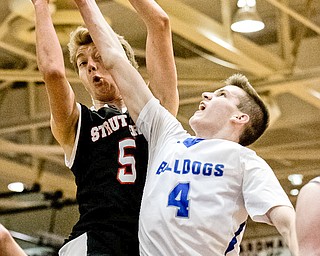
(136, 98, 293, 256)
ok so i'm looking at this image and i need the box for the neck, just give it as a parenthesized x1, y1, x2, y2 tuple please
(92, 98, 125, 111)
(194, 126, 240, 143)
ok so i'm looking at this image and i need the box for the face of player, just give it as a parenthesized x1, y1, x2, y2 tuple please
(76, 43, 122, 103)
(189, 85, 246, 136)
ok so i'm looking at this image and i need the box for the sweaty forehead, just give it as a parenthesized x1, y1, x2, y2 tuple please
(76, 43, 97, 58)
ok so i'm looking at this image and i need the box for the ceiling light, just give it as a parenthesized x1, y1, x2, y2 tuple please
(8, 182, 25, 192)
(290, 189, 299, 196)
(231, 1, 265, 33)
(237, 0, 257, 8)
(288, 174, 303, 186)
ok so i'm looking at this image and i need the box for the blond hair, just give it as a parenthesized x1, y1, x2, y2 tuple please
(68, 26, 138, 74)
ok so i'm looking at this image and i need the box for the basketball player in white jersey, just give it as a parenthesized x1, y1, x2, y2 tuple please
(77, 3, 299, 255)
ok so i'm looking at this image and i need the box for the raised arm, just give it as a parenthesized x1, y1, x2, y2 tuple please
(129, 0, 179, 116)
(31, 0, 79, 158)
(73, 0, 153, 122)
(267, 206, 298, 256)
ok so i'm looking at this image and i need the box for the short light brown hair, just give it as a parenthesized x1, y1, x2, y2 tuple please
(224, 73, 269, 146)
(68, 26, 138, 74)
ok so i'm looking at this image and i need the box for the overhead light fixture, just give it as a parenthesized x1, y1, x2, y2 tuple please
(7, 182, 41, 193)
(8, 182, 25, 192)
(290, 189, 299, 196)
(231, 0, 265, 33)
(288, 174, 303, 186)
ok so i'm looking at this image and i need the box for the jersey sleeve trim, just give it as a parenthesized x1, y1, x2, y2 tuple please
(65, 102, 82, 168)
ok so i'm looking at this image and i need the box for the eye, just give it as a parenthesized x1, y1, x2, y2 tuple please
(77, 61, 87, 68)
(217, 91, 226, 97)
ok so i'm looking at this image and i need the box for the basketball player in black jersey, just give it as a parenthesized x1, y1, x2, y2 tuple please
(31, 0, 178, 255)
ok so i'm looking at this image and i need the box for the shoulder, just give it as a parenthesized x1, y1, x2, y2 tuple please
(137, 97, 173, 127)
(298, 177, 320, 198)
(214, 140, 257, 158)
(309, 176, 320, 184)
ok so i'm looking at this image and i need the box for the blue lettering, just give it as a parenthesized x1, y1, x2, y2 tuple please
(155, 160, 224, 177)
(203, 163, 213, 176)
(182, 159, 191, 174)
(173, 160, 181, 174)
(156, 161, 168, 174)
(214, 164, 224, 176)
(165, 165, 172, 172)
(192, 161, 201, 175)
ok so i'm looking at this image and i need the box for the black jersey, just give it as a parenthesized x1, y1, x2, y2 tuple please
(66, 103, 147, 255)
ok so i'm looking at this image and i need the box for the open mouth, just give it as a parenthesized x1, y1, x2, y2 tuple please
(93, 75, 101, 83)
(199, 101, 206, 110)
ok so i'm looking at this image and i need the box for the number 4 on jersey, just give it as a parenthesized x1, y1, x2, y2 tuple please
(168, 182, 190, 218)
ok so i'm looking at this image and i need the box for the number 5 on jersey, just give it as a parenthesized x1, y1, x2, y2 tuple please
(117, 138, 137, 184)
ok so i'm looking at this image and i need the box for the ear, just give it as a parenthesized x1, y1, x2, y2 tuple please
(230, 113, 250, 124)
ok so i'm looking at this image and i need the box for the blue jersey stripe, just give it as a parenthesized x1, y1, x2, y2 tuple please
(224, 221, 246, 255)
(182, 138, 204, 148)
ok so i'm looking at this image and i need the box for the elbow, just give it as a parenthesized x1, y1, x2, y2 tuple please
(147, 12, 171, 33)
(157, 12, 170, 28)
(159, 15, 170, 32)
(41, 66, 66, 82)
